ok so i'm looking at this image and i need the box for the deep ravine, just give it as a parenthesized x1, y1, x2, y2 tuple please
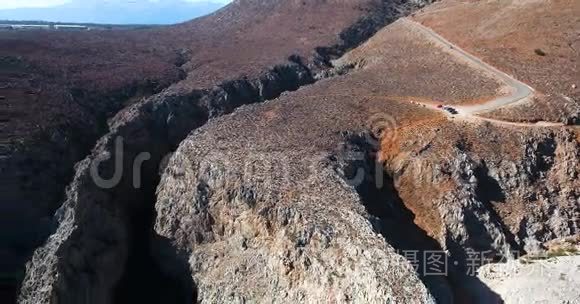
(340, 133, 506, 303)
(17, 2, 434, 302)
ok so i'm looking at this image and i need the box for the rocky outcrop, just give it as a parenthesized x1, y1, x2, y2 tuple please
(381, 125, 580, 275)
(17, 1, 579, 303)
(154, 130, 436, 303)
(18, 1, 435, 302)
(151, 106, 580, 303)
(0, 62, 181, 302)
(18, 61, 313, 303)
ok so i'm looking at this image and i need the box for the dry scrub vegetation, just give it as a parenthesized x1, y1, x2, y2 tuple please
(413, 0, 580, 122)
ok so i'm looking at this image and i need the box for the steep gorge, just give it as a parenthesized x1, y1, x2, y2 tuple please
(0, 54, 183, 302)
(13, 1, 579, 303)
(377, 122, 579, 302)
(18, 59, 313, 304)
(17, 1, 433, 302)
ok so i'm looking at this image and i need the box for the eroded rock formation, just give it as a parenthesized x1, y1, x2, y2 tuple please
(17, 1, 434, 303)
(11, 1, 579, 303)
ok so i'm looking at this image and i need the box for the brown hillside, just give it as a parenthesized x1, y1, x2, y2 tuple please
(2, 0, 430, 302)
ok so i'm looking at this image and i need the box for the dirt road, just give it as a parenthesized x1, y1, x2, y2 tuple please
(402, 18, 574, 128)
(403, 18, 536, 115)
(304, 18, 569, 129)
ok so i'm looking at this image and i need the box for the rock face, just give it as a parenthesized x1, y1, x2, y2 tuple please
(17, 1, 434, 303)
(152, 99, 579, 303)
(381, 126, 580, 260)
(154, 133, 436, 303)
(3, 0, 431, 298)
(18, 61, 313, 304)
(14, 1, 579, 303)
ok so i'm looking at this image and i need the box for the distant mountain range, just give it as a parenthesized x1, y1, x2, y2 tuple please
(0, 0, 230, 25)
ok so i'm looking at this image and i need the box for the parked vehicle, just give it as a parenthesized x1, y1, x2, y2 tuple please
(443, 106, 458, 115)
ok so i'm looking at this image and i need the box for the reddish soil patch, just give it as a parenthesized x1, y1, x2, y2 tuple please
(335, 20, 504, 105)
(413, 0, 579, 99)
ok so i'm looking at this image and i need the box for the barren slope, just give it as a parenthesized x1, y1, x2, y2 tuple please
(152, 3, 579, 303)
(412, 0, 580, 122)
(14, 1, 434, 303)
(333, 20, 505, 104)
(11, 0, 580, 303)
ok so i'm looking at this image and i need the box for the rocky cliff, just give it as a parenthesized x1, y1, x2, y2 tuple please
(17, 1, 433, 303)
(155, 134, 437, 302)
(13, 0, 579, 303)
(152, 88, 578, 303)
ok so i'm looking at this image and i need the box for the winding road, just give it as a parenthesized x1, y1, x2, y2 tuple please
(403, 18, 536, 115)
(402, 18, 566, 128)
(304, 18, 570, 128)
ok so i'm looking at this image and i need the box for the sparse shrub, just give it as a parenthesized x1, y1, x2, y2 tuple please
(534, 48, 546, 56)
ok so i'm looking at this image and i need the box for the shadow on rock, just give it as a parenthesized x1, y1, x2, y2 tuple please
(113, 234, 196, 304)
(340, 133, 504, 304)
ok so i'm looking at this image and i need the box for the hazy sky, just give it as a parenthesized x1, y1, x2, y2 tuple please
(0, 0, 231, 10)
(0, 0, 233, 24)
